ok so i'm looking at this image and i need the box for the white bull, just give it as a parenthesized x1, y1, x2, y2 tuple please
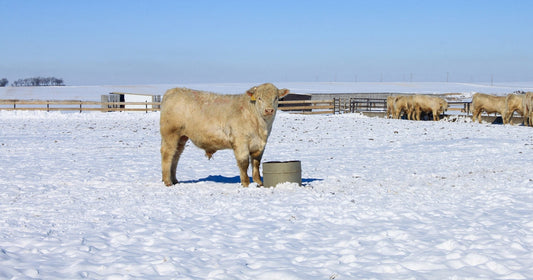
(160, 83, 289, 187)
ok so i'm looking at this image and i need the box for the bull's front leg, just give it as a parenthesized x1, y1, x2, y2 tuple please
(250, 150, 264, 186)
(433, 110, 439, 121)
(414, 108, 421, 121)
(233, 146, 251, 187)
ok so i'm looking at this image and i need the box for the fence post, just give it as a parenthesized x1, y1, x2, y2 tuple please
(80, 101, 82, 113)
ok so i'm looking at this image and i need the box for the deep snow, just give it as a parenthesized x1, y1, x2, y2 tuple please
(1, 82, 533, 279)
(1, 108, 532, 279)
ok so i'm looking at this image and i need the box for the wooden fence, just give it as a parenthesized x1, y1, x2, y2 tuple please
(0, 98, 475, 115)
(278, 99, 334, 114)
(0, 99, 160, 113)
(0, 99, 335, 114)
(3, 97, 527, 125)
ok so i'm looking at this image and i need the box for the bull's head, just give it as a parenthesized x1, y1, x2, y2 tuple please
(247, 83, 289, 118)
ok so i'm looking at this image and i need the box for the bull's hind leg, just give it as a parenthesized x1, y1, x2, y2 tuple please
(161, 133, 178, 186)
(161, 133, 188, 186)
(433, 110, 439, 121)
(170, 136, 188, 184)
(472, 109, 480, 123)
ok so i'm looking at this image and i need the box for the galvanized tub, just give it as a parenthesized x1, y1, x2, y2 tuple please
(262, 160, 302, 187)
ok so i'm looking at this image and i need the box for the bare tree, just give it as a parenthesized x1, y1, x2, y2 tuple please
(11, 77, 65, 87)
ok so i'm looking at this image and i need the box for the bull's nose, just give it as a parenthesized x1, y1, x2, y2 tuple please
(264, 108, 275, 115)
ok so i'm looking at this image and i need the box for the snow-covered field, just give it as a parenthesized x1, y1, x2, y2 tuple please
(1, 83, 532, 279)
(2, 81, 533, 101)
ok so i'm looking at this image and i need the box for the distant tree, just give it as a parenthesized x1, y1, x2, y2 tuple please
(11, 77, 65, 87)
(0, 78, 8, 87)
(11, 79, 24, 87)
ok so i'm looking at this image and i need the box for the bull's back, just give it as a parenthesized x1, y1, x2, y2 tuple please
(162, 88, 241, 122)
(413, 95, 440, 109)
(160, 88, 254, 149)
(473, 93, 505, 112)
(396, 96, 411, 107)
(161, 88, 191, 117)
(161, 88, 205, 114)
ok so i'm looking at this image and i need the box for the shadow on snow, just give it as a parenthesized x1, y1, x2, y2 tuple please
(181, 175, 322, 185)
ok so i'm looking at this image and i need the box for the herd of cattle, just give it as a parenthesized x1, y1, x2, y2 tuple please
(386, 92, 533, 126)
(386, 95, 449, 121)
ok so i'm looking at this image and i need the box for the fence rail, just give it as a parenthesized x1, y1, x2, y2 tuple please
(0, 99, 161, 112)
(278, 99, 334, 114)
(0, 98, 479, 117)
(3, 97, 525, 125)
(0, 99, 336, 114)
(331, 98, 474, 115)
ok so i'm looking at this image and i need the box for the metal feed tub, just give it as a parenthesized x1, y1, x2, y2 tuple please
(262, 161, 302, 187)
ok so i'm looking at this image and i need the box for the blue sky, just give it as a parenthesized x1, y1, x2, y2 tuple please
(1, 0, 533, 85)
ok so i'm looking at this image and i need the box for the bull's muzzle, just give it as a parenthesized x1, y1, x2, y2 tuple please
(264, 108, 275, 115)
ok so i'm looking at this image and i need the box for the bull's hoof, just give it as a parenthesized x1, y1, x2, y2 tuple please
(163, 179, 178, 187)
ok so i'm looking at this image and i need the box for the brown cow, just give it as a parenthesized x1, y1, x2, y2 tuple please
(160, 83, 289, 187)
(393, 95, 414, 120)
(412, 95, 448, 121)
(503, 93, 525, 125)
(523, 92, 533, 126)
(471, 93, 507, 123)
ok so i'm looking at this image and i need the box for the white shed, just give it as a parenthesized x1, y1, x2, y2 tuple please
(102, 92, 161, 111)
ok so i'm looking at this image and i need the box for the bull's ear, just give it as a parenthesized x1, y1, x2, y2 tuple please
(278, 89, 289, 99)
(247, 87, 257, 101)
